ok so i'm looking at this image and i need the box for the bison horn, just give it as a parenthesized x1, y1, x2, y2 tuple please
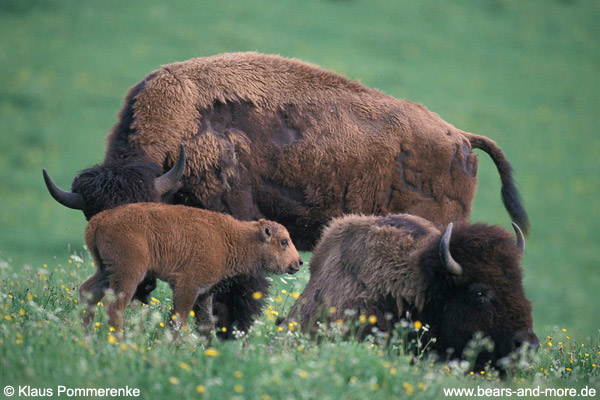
(512, 222, 525, 258)
(42, 169, 85, 210)
(439, 222, 463, 276)
(154, 143, 186, 195)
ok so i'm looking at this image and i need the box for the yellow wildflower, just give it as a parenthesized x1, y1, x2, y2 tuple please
(169, 377, 179, 385)
(196, 385, 205, 393)
(403, 382, 414, 395)
(414, 320, 422, 330)
(234, 384, 244, 394)
(179, 362, 191, 371)
(234, 370, 243, 378)
(252, 291, 263, 299)
(204, 348, 219, 357)
(368, 315, 377, 324)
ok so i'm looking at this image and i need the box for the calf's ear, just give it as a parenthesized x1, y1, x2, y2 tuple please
(259, 219, 275, 242)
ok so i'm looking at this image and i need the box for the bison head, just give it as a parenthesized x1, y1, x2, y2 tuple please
(43, 144, 186, 220)
(257, 219, 303, 275)
(420, 222, 539, 366)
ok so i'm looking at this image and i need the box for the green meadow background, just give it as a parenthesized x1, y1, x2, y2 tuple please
(0, 0, 599, 390)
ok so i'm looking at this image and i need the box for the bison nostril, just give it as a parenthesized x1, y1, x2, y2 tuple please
(513, 330, 540, 350)
(299, 259, 304, 266)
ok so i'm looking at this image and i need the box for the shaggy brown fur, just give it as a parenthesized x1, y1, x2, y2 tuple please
(288, 214, 538, 365)
(45, 52, 529, 338)
(107, 52, 529, 249)
(81, 203, 302, 337)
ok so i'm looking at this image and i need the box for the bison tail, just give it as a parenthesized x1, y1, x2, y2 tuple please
(466, 133, 530, 235)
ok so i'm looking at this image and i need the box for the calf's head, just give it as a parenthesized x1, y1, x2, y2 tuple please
(420, 222, 538, 365)
(257, 219, 303, 275)
(43, 144, 186, 220)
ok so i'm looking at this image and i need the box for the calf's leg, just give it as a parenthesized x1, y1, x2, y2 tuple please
(105, 268, 146, 339)
(79, 269, 110, 329)
(171, 283, 205, 331)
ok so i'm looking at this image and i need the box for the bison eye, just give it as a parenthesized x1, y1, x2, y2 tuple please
(471, 290, 487, 304)
(280, 239, 289, 248)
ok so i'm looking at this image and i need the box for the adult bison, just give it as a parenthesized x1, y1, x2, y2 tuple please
(43, 52, 529, 336)
(288, 214, 539, 366)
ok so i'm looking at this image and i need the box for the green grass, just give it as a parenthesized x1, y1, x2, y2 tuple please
(1, 0, 599, 397)
(1, 255, 598, 398)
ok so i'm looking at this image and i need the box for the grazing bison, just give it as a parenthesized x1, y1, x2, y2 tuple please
(288, 214, 539, 365)
(43, 52, 529, 337)
(82, 202, 302, 338)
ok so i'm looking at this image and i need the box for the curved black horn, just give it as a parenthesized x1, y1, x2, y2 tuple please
(42, 169, 85, 210)
(511, 222, 525, 258)
(439, 222, 463, 276)
(154, 143, 186, 195)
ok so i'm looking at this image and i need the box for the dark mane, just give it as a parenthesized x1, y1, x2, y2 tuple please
(72, 161, 163, 220)
(420, 222, 522, 286)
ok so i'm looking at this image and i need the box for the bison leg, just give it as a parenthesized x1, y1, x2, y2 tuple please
(212, 272, 268, 339)
(192, 292, 214, 336)
(171, 283, 206, 332)
(105, 269, 145, 339)
(133, 273, 157, 304)
(79, 269, 110, 330)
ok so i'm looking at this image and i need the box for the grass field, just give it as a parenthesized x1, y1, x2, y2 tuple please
(1, 0, 599, 397)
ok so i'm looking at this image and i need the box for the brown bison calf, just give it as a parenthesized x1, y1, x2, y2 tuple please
(289, 214, 538, 365)
(81, 203, 302, 337)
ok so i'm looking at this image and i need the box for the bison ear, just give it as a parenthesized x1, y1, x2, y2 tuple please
(259, 219, 276, 243)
